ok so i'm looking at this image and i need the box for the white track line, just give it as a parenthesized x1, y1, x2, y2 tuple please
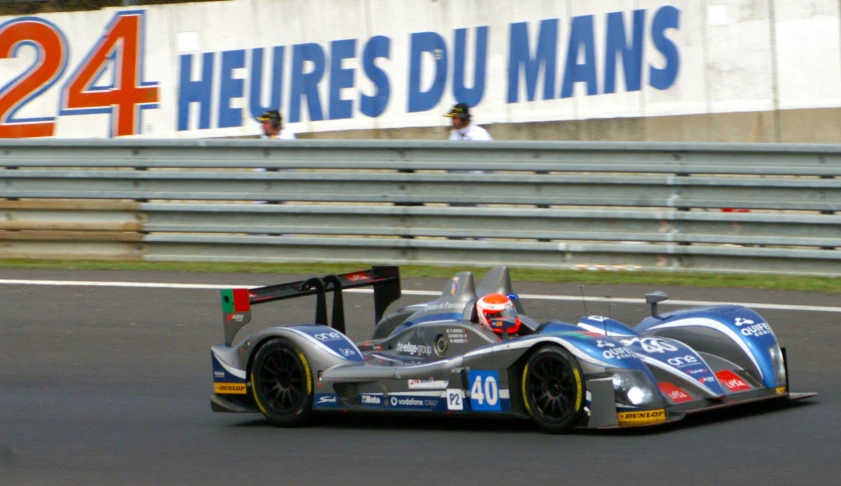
(1, 278, 840, 313)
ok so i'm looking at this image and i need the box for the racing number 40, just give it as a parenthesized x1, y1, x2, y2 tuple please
(468, 370, 501, 412)
(0, 11, 158, 138)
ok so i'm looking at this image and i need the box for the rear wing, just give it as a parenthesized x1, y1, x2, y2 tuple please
(219, 266, 401, 345)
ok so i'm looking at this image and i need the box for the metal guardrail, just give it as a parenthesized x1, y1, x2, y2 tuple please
(0, 139, 839, 275)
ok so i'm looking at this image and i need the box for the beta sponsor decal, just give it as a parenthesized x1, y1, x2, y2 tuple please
(617, 409, 666, 426)
(716, 370, 752, 392)
(359, 394, 383, 406)
(397, 342, 432, 356)
(214, 383, 247, 395)
(408, 379, 449, 389)
(658, 382, 693, 404)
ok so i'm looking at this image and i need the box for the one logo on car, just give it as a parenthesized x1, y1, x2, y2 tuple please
(314, 332, 343, 341)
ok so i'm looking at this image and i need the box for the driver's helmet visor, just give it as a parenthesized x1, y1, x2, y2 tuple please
(485, 306, 519, 329)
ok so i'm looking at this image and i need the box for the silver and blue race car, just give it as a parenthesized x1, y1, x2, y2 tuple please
(209, 266, 815, 433)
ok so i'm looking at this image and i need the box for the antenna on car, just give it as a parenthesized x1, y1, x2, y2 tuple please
(578, 285, 588, 316)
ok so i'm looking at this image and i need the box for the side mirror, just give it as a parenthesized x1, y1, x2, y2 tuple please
(645, 291, 669, 318)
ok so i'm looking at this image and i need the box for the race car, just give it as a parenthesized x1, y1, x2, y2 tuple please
(209, 265, 816, 433)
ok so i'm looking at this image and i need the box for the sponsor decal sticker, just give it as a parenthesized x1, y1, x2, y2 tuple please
(359, 394, 383, 406)
(775, 386, 787, 395)
(658, 382, 693, 404)
(313, 331, 343, 342)
(214, 383, 247, 395)
(316, 394, 338, 405)
(666, 355, 700, 368)
(716, 370, 752, 392)
(602, 346, 635, 360)
(213, 371, 225, 378)
(734, 318, 773, 338)
(408, 379, 449, 389)
(424, 301, 463, 311)
(617, 409, 666, 425)
(386, 396, 428, 409)
(345, 272, 371, 282)
(397, 342, 433, 356)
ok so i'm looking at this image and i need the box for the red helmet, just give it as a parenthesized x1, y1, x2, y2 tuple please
(476, 293, 521, 335)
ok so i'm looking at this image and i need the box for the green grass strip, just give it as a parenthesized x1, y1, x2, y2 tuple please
(1, 259, 839, 293)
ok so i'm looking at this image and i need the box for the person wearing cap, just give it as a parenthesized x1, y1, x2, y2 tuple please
(444, 103, 491, 176)
(442, 103, 491, 232)
(254, 109, 294, 235)
(257, 109, 296, 140)
(444, 102, 492, 141)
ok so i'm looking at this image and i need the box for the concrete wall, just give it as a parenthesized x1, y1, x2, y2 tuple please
(295, 107, 841, 143)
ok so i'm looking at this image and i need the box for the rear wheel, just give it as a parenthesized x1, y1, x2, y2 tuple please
(521, 346, 585, 434)
(250, 337, 314, 427)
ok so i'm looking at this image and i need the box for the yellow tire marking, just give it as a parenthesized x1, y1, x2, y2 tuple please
(522, 363, 532, 417)
(573, 367, 582, 412)
(251, 370, 270, 416)
(298, 351, 312, 395)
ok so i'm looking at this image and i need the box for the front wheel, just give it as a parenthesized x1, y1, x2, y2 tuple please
(521, 346, 585, 434)
(250, 337, 314, 427)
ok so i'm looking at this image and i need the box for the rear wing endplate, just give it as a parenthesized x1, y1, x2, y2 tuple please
(219, 266, 401, 346)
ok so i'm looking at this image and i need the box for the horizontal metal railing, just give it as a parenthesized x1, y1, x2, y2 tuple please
(0, 139, 839, 274)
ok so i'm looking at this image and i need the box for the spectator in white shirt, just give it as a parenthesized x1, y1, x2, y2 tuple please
(254, 109, 294, 234)
(444, 103, 492, 177)
(443, 103, 492, 233)
(257, 109, 296, 140)
(445, 103, 492, 141)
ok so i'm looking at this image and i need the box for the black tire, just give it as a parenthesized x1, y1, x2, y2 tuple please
(250, 337, 314, 427)
(521, 346, 586, 434)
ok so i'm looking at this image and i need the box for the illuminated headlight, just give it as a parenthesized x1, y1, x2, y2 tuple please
(768, 343, 786, 388)
(610, 369, 664, 407)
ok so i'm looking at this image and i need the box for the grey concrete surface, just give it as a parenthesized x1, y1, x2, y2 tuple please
(1, 268, 838, 485)
(288, 107, 841, 144)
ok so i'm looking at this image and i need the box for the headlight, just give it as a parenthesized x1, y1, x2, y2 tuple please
(610, 369, 664, 408)
(768, 343, 786, 388)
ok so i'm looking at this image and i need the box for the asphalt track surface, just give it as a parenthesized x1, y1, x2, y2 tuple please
(2, 268, 840, 485)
